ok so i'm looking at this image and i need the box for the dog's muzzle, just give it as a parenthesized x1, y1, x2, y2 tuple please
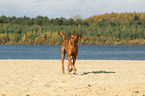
(74, 40, 78, 44)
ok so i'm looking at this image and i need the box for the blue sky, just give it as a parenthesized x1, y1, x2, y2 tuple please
(0, 0, 145, 19)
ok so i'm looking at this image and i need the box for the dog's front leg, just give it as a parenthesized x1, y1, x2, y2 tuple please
(67, 56, 73, 72)
(73, 56, 77, 65)
(69, 56, 77, 72)
(67, 56, 77, 72)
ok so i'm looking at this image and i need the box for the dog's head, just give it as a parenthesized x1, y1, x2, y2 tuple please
(67, 34, 83, 45)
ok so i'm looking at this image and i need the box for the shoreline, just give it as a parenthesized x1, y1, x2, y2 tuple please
(0, 60, 145, 96)
(1, 59, 145, 61)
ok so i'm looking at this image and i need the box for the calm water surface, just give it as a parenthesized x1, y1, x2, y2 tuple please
(0, 45, 145, 60)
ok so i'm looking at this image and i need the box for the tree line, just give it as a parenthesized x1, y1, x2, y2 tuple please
(0, 12, 145, 45)
(0, 15, 89, 26)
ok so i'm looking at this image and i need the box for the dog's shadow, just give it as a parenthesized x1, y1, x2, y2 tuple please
(81, 70, 115, 75)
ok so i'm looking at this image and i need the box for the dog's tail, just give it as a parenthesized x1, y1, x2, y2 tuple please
(59, 31, 65, 41)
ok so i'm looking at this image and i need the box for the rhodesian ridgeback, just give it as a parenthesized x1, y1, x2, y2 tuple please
(60, 31, 82, 74)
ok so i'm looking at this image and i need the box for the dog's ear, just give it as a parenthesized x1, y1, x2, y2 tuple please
(67, 35, 71, 40)
(78, 35, 83, 38)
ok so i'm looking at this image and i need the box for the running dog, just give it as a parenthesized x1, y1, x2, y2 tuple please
(60, 31, 82, 74)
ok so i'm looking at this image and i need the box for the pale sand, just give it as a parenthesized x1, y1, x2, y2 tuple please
(0, 60, 145, 96)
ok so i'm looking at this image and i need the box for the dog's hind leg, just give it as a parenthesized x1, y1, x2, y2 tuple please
(61, 48, 66, 74)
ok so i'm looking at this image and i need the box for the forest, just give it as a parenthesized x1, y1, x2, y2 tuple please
(0, 12, 145, 45)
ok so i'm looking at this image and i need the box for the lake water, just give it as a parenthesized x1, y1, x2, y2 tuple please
(0, 45, 145, 60)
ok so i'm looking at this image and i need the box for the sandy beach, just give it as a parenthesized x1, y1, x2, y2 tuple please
(0, 60, 145, 96)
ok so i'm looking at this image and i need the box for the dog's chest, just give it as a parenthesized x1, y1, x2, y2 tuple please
(69, 46, 78, 56)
